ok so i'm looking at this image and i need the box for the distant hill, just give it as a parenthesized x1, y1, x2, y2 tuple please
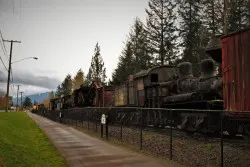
(12, 92, 50, 105)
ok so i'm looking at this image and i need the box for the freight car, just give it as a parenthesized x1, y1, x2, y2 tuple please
(220, 28, 250, 137)
(92, 82, 115, 107)
(50, 85, 96, 110)
(114, 65, 178, 107)
(50, 82, 115, 110)
(50, 97, 62, 110)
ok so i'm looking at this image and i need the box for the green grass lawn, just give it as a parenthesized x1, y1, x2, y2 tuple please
(0, 112, 67, 167)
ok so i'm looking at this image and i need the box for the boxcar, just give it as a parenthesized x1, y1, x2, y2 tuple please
(92, 82, 115, 107)
(73, 86, 95, 107)
(222, 27, 250, 112)
(219, 27, 250, 137)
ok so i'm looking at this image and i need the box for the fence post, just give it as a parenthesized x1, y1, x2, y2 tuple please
(170, 109, 173, 160)
(75, 112, 78, 127)
(72, 112, 73, 125)
(101, 124, 103, 138)
(120, 120, 123, 142)
(95, 109, 98, 132)
(70, 114, 72, 125)
(220, 110, 224, 167)
(140, 108, 143, 150)
(95, 110, 98, 132)
(106, 115, 108, 140)
(96, 117, 98, 132)
(81, 112, 83, 128)
(87, 110, 89, 130)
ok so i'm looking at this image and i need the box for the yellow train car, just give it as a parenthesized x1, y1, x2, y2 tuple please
(33, 105, 38, 110)
(41, 99, 50, 109)
(114, 85, 128, 106)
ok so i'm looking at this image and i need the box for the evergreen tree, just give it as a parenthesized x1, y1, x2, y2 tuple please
(178, 0, 208, 75)
(88, 42, 107, 85)
(73, 69, 84, 90)
(49, 91, 55, 99)
(111, 41, 135, 85)
(202, 0, 224, 36)
(129, 17, 153, 72)
(55, 85, 63, 97)
(61, 74, 73, 96)
(227, 0, 250, 33)
(145, 0, 178, 65)
(84, 67, 92, 86)
(23, 97, 32, 107)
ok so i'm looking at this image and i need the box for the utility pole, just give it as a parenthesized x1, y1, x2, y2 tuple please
(20, 92, 23, 108)
(3, 40, 21, 112)
(16, 84, 21, 108)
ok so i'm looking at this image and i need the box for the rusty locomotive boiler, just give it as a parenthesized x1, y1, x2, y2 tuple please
(162, 59, 223, 109)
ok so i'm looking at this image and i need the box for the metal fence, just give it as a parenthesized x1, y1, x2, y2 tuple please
(32, 107, 250, 167)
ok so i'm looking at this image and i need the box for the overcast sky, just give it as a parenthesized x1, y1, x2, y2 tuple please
(0, 0, 148, 96)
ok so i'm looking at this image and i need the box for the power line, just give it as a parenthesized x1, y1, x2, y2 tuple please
(0, 55, 8, 71)
(0, 29, 8, 71)
(1, 29, 15, 98)
(0, 39, 8, 61)
(0, 29, 8, 59)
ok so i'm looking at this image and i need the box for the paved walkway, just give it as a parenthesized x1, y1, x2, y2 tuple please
(28, 112, 183, 167)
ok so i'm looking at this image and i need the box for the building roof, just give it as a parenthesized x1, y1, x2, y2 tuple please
(133, 65, 175, 79)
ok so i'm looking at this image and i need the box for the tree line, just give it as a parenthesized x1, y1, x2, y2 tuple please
(51, 42, 107, 98)
(51, 0, 250, 98)
(111, 0, 250, 85)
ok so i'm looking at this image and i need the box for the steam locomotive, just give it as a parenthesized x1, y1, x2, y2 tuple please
(49, 27, 250, 138)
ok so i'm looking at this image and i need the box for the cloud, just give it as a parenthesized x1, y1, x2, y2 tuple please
(0, 82, 52, 97)
(0, 70, 60, 89)
(0, 71, 6, 81)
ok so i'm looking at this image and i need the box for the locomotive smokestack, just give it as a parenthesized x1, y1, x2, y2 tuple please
(177, 62, 193, 79)
(200, 59, 216, 78)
